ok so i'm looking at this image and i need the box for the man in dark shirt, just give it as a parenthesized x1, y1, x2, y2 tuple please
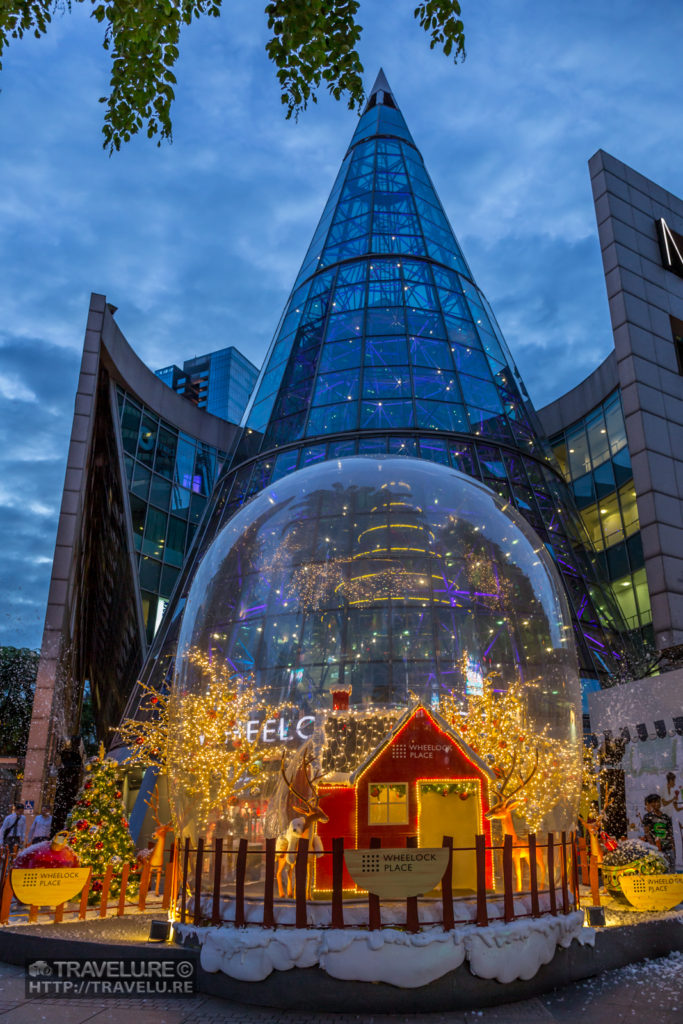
(642, 793, 675, 871)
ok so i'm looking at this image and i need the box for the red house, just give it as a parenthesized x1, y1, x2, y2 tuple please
(315, 705, 495, 895)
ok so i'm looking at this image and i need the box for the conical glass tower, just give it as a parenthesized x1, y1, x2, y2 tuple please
(128, 71, 634, 712)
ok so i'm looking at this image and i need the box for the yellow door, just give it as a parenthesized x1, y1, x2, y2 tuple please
(418, 783, 481, 893)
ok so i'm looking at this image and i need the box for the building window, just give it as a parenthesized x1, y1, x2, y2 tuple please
(368, 783, 409, 824)
(671, 316, 683, 376)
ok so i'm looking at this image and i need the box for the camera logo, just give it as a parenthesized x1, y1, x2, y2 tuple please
(28, 960, 52, 977)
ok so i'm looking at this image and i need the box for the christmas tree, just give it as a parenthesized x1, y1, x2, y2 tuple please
(65, 744, 138, 898)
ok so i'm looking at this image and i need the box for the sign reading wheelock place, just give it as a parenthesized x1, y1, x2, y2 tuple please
(344, 847, 449, 899)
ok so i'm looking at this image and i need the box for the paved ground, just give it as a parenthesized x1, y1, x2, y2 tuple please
(0, 951, 682, 1024)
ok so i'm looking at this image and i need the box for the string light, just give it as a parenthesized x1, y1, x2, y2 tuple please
(119, 649, 291, 832)
(439, 669, 581, 832)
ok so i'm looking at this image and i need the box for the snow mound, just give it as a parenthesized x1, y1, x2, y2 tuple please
(183, 911, 590, 988)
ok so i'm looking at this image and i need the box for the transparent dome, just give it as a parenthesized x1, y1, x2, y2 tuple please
(169, 456, 582, 850)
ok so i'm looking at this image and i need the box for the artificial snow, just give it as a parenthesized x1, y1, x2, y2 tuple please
(182, 910, 590, 988)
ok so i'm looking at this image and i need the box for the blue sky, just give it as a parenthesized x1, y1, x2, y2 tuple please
(1, 1, 681, 650)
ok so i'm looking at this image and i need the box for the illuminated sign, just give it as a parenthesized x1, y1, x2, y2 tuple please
(245, 715, 315, 744)
(344, 847, 449, 898)
(656, 218, 683, 279)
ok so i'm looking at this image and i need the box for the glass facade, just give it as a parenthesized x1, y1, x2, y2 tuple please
(136, 75, 640, 704)
(549, 390, 652, 638)
(115, 387, 226, 643)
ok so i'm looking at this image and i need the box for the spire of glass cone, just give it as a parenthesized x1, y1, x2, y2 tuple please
(130, 71, 636, 703)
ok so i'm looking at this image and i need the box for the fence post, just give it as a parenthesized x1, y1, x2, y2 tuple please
(99, 864, 114, 918)
(405, 835, 419, 933)
(28, 904, 38, 924)
(180, 838, 191, 924)
(193, 837, 205, 926)
(441, 836, 454, 931)
(528, 835, 540, 917)
(234, 838, 248, 927)
(54, 902, 65, 924)
(577, 834, 589, 886)
(475, 835, 488, 927)
(295, 838, 309, 929)
(79, 869, 92, 920)
(263, 838, 276, 928)
(547, 834, 557, 915)
(503, 834, 514, 922)
(560, 831, 570, 914)
(209, 837, 223, 926)
(117, 863, 131, 917)
(138, 858, 152, 912)
(162, 842, 176, 911)
(368, 837, 381, 931)
(570, 831, 580, 909)
(0, 869, 13, 925)
(331, 838, 344, 929)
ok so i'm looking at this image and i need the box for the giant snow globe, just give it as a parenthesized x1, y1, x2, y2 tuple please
(168, 456, 582, 894)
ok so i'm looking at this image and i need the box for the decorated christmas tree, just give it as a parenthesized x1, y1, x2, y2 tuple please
(65, 744, 138, 898)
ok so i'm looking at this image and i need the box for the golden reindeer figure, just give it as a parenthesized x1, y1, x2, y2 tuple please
(484, 748, 546, 892)
(276, 753, 329, 899)
(137, 788, 173, 894)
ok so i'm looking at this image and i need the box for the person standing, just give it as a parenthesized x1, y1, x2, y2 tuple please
(642, 793, 675, 871)
(0, 803, 26, 849)
(28, 805, 53, 844)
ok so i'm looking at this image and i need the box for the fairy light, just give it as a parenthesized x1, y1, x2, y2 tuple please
(119, 648, 289, 832)
(439, 670, 581, 832)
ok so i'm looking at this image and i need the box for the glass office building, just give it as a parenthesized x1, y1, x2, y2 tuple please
(131, 71, 639, 721)
(548, 391, 652, 640)
(156, 347, 258, 424)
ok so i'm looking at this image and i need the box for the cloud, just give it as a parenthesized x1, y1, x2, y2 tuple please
(1, 0, 682, 646)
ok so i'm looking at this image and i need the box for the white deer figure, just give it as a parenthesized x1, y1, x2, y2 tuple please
(275, 753, 328, 899)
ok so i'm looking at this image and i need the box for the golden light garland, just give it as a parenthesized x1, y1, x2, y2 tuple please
(440, 668, 581, 832)
(119, 648, 290, 832)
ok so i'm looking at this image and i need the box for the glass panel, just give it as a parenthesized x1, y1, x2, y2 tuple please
(142, 507, 167, 559)
(360, 399, 414, 429)
(129, 493, 146, 551)
(319, 338, 362, 373)
(613, 574, 639, 630)
(415, 400, 467, 432)
(362, 366, 411, 398)
(165, 516, 187, 568)
(149, 474, 172, 510)
(131, 461, 150, 501)
(139, 556, 161, 593)
(604, 394, 627, 456)
(633, 567, 652, 624)
(409, 336, 453, 369)
(586, 410, 610, 469)
(364, 336, 409, 366)
(154, 427, 177, 479)
(593, 460, 615, 499)
(566, 426, 590, 480)
(619, 481, 640, 537)
(313, 372, 360, 405)
(120, 401, 141, 456)
(572, 473, 595, 509)
(137, 414, 158, 468)
(598, 492, 623, 548)
(307, 402, 357, 435)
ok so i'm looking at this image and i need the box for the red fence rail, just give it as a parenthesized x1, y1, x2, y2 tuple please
(0, 829, 584, 930)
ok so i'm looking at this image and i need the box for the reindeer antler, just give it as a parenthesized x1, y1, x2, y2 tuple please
(489, 747, 539, 812)
(281, 753, 328, 820)
(144, 786, 162, 827)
